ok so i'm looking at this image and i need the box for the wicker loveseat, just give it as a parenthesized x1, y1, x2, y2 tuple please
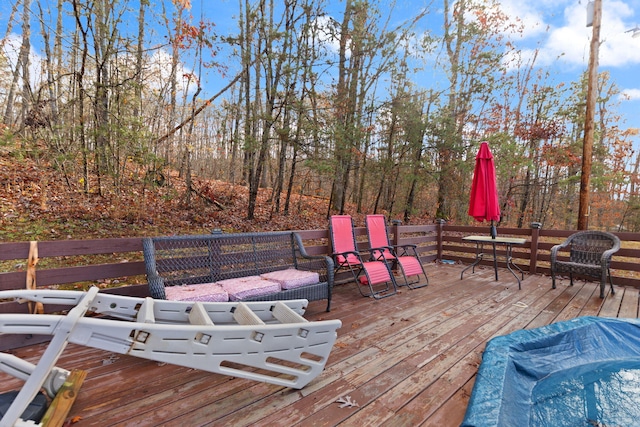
(550, 230, 620, 298)
(142, 231, 334, 311)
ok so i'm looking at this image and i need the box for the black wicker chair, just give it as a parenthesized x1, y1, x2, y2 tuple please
(550, 230, 620, 298)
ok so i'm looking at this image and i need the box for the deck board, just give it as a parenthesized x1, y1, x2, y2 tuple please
(1, 263, 637, 427)
(619, 286, 640, 318)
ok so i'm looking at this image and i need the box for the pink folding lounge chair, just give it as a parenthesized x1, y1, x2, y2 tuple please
(329, 215, 398, 299)
(365, 214, 429, 289)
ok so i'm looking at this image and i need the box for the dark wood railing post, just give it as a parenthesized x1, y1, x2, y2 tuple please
(436, 219, 446, 261)
(529, 222, 542, 274)
(391, 219, 401, 247)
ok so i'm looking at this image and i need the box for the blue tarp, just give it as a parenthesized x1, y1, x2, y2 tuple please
(461, 317, 640, 427)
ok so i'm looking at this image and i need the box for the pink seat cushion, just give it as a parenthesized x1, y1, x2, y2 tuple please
(336, 253, 362, 266)
(217, 276, 281, 301)
(260, 269, 320, 290)
(358, 261, 392, 285)
(165, 283, 229, 302)
(398, 256, 424, 276)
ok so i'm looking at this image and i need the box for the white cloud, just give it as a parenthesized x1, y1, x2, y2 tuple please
(495, 0, 549, 39)
(1, 33, 46, 90)
(2, 34, 198, 99)
(598, 2, 640, 67)
(141, 48, 199, 97)
(497, 0, 640, 136)
(311, 15, 344, 57)
(498, 0, 640, 69)
(621, 88, 640, 100)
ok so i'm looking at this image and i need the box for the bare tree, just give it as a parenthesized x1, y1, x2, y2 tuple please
(4, 0, 31, 128)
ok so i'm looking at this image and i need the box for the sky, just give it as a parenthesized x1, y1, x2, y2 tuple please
(205, 0, 640, 146)
(148, 0, 640, 147)
(1, 0, 639, 145)
(494, 0, 640, 134)
(410, 0, 640, 143)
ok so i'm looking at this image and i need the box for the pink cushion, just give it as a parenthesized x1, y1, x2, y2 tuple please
(336, 253, 362, 266)
(398, 256, 424, 276)
(165, 283, 229, 302)
(260, 269, 320, 290)
(217, 276, 281, 301)
(358, 261, 392, 285)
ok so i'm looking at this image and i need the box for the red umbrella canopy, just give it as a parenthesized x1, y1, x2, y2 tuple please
(468, 141, 501, 222)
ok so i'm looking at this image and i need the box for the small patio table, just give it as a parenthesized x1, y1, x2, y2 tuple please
(460, 235, 526, 289)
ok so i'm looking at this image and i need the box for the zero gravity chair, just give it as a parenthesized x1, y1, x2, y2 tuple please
(365, 215, 429, 289)
(329, 215, 398, 299)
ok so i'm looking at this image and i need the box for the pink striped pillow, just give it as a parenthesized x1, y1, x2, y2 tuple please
(217, 276, 281, 301)
(165, 283, 229, 302)
(260, 269, 320, 290)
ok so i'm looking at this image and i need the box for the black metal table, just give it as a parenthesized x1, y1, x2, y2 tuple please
(460, 235, 526, 289)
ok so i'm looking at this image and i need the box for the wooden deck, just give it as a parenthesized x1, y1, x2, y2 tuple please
(2, 263, 639, 426)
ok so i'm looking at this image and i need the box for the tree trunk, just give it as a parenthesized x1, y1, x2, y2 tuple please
(330, 0, 354, 213)
(578, 0, 602, 230)
(4, 0, 32, 127)
(133, 0, 146, 119)
(71, 0, 90, 193)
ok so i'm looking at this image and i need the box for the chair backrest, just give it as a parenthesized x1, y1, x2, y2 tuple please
(366, 215, 390, 249)
(568, 231, 620, 264)
(329, 215, 357, 255)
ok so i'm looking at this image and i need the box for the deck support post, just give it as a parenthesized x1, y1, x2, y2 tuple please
(530, 222, 542, 274)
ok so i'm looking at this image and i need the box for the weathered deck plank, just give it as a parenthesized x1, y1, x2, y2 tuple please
(599, 284, 625, 317)
(619, 286, 640, 318)
(1, 263, 637, 427)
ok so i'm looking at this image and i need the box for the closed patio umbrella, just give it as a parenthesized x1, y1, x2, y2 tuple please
(468, 141, 500, 239)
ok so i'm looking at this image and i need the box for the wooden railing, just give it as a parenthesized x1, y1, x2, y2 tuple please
(2, 223, 639, 349)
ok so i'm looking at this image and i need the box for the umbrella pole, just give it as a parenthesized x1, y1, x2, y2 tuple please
(491, 220, 498, 280)
(492, 244, 498, 280)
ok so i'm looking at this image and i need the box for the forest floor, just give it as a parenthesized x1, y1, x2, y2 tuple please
(0, 142, 429, 242)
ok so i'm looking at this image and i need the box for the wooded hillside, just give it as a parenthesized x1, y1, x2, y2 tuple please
(0, 139, 356, 241)
(2, 0, 639, 234)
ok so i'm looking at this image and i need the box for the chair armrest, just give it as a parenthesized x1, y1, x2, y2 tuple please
(394, 243, 417, 250)
(333, 249, 363, 259)
(298, 248, 335, 268)
(142, 237, 167, 299)
(292, 232, 335, 287)
(600, 246, 620, 269)
(324, 256, 335, 288)
(293, 232, 330, 261)
(550, 240, 572, 266)
(332, 250, 371, 272)
(372, 245, 394, 252)
(146, 271, 167, 299)
(369, 245, 395, 261)
(393, 243, 419, 257)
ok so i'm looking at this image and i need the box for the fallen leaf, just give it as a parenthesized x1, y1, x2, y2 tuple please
(336, 395, 359, 408)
